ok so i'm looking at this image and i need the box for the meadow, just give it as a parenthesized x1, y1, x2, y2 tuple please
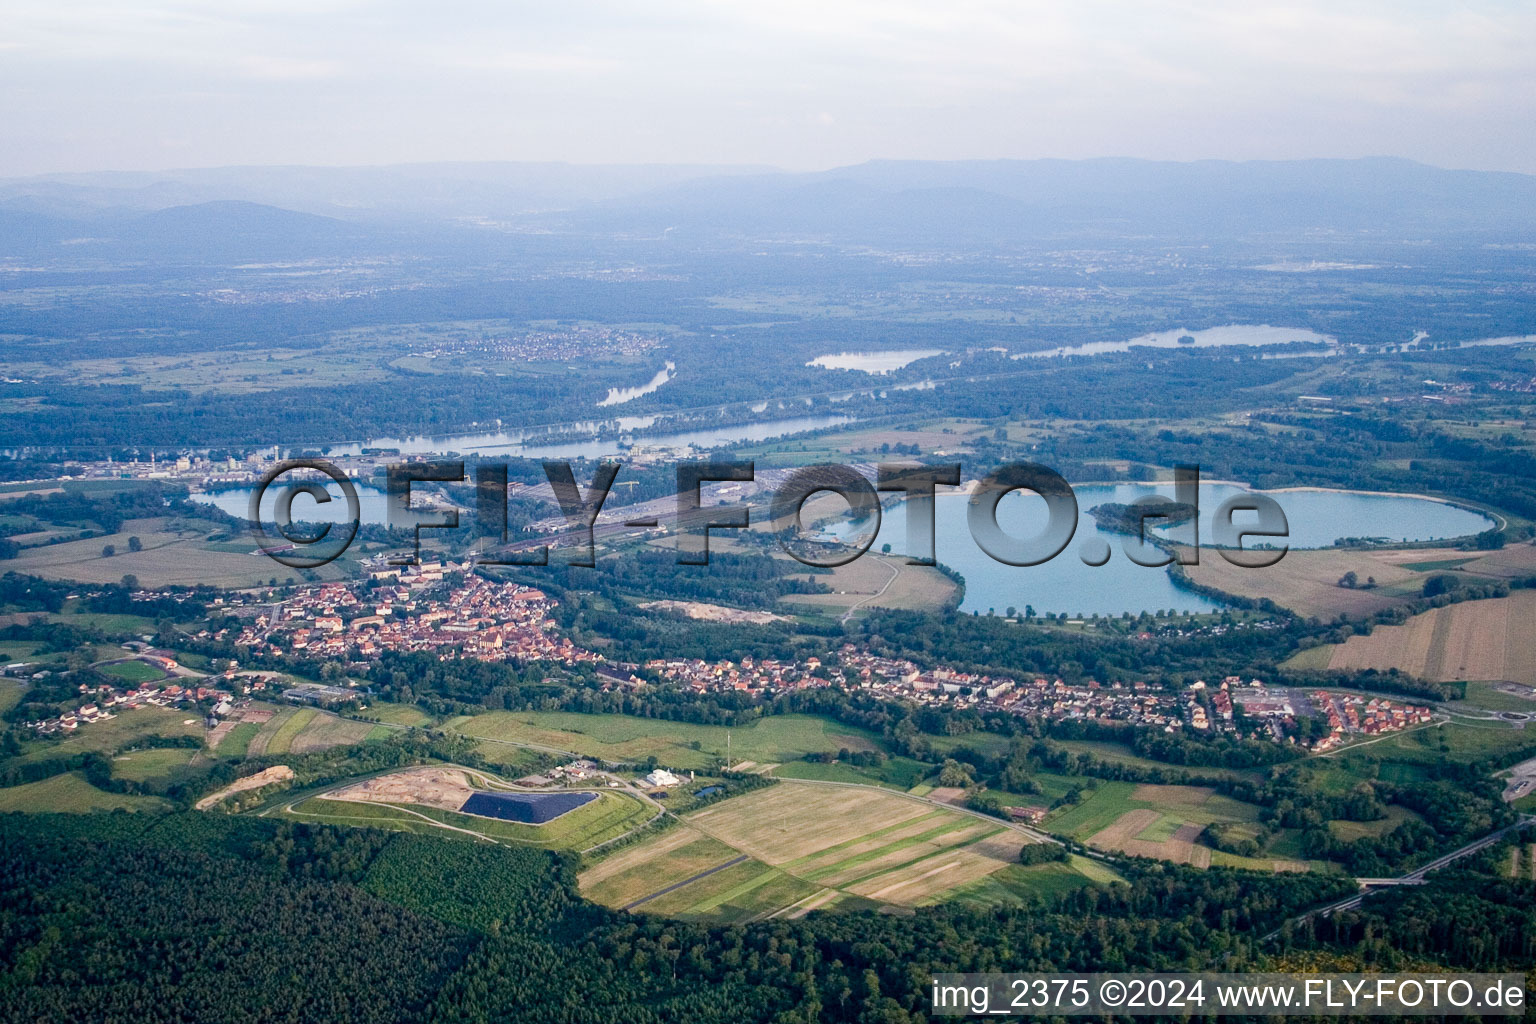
(111, 746, 199, 782)
(1326, 805, 1425, 842)
(0, 771, 171, 813)
(5, 516, 351, 588)
(946, 854, 1126, 907)
(355, 702, 435, 727)
(778, 552, 960, 616)
(1338, 719, 1536, 766)
(1453, 681, 1536, 714)
(770, 755, 931, 790)
(447, 711, 886, 771)
(0, 681, 24, 717)
(215, 722, 261, 757)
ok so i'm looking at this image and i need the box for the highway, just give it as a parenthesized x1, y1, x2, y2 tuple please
(1261, 815, 1532, 942)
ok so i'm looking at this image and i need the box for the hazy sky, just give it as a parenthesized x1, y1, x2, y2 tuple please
(3, 0, 1535, 176)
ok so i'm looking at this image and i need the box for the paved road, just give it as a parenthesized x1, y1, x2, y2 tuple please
(622, 855, 750, 910)
(1261, 816, 1532, 942)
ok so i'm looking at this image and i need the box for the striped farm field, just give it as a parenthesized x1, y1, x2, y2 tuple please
(285, 714, 377, 753)
(257, 708, 378, 756)
(262, 707, 317, 755)
(636, 859, 784, 918)
(805, 820, 998, 888)
(1325, 590, 1536, 686)
(685, 783, 931, 863)
(850, 831, 1029, 904)
(580, 780, 1104, 922)
(580, 833, 743, 908)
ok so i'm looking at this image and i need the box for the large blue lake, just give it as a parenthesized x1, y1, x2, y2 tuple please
(826, 483, 1494, 616)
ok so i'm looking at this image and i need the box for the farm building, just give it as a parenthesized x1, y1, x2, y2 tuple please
(642, 768, 682, 788)
(281, 682, 357, 706)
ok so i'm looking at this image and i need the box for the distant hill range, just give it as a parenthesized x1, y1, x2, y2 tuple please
(3, 157, 1534, 255)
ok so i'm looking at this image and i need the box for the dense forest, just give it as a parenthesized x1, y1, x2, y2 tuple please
(2, 810, 1530, 1024)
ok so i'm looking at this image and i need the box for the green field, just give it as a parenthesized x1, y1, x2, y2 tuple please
(1281, 644, 1336, 671)
(926, 731, 1013, 757)
(216, 722, 261, 758)
(282, 798, 452, 837)
(96, 660, 165, 684)
(111, 747, 198, 782)
(1363, 721, 1536, 765)
(449, 711, 887, 770)
(982, 772, 1085, 805)
(264, 707, 318, 754)
(1401, 557, 1481, 572)
(946, 856, 1119, 906)
(1264, 828, 1312, 860)
(770, 755, 930, 790)
(1327, 805, 1424, 841)
(1452, 681, 1536, 714)
(1290, 760, 1376, 796)
(1042, 781, 1290, 869)
(358, 702, 434, 727)
(1041, 781, 1142, 839)
(49, 611, 160, 633)
(0, 772, 171, 813)
(4, 515, 352, 589)
(0, 681, 24, 717)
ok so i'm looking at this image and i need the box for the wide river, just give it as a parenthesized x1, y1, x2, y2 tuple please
(320, 412, 854, 461)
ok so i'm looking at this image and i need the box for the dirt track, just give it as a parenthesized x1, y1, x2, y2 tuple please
(329, 766, 475, 811)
